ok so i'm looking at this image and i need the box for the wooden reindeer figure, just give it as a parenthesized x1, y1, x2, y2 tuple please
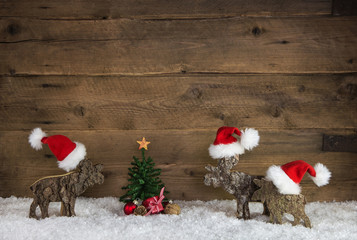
(204, 154, 268, 219)
(252, 178, 311, 228)
(29, 159, 104, 219)
(204, 126, 268, 219)
(251, 160, 331, 227)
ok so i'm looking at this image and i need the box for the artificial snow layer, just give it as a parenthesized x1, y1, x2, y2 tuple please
(0, 197, 356, 240)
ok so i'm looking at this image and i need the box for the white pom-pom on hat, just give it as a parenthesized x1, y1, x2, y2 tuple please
(310, 163, 331, 187)
(240, 128, 260, 151)
(28, 128, 47, 150)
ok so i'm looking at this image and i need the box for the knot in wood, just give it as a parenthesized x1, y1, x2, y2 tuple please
(7, 23, 21, 35)
(252, 27, 262, 37)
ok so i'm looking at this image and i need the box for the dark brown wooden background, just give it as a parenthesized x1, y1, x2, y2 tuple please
(1, 0, 356, 202)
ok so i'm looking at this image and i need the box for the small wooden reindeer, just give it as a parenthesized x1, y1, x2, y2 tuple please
(29, 159, 104, 219)
(204, 155, 268, 219)
(252, 178, 311, 228)
(204, 126, 267, 219)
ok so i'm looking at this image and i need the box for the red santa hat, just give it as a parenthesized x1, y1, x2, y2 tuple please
(28, 128, 86, 172)
(266, 160, 331, 195)
(208, 126, 260, 159)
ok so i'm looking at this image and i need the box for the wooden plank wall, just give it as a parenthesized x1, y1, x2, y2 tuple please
(1, 0, 356, 202)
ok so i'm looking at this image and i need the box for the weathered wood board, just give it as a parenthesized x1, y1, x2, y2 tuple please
(0, 0, 332, 19)
(1, 17, 357, 75)
(1, 74, 356, 130)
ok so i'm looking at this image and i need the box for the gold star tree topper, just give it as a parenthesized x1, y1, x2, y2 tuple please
(137, 137, 150, 150)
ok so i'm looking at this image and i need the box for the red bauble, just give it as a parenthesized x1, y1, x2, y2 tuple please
(124, 202, 137, 215)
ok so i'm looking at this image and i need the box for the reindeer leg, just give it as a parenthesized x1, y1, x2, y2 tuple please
(61, 201, 70, 216)
(29, 198, 38, 219)
(269, 212, 275, 223)
(235, 197, 245, 219)
(276, 212, 283, 225)
(63, 202, 71, 217)
(69, 197, 76, 217)
(302, 214, 312, 228)
(39, 201, 49, 219)
(262, 201, 270, 216)
(292, 215, 300, 226)
(60, 202, 65, 216)
(243, 200, 250, 220)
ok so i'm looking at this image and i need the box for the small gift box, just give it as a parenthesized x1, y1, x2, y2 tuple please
(142, 187, 165, 216)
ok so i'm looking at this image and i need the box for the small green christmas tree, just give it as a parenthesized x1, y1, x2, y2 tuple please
(119, 137, 168, 203)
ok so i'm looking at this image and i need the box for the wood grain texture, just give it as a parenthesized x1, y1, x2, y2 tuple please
(1, 129, 356, 201)
(1, 17, 356, 75)
(1, 74, 356, 130)
(0, 0, 332, 19)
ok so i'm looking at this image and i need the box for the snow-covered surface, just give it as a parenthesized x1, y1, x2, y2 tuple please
(0, 197, 356, 240)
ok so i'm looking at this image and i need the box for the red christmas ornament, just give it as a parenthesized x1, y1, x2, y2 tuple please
(124, 202, 137, 215)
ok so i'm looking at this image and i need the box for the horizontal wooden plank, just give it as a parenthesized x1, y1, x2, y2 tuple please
(1, 17, 357, 75)
(1, 129, 356, 201)
(0, 0, 332, 19)
(1, 74, 356, 130)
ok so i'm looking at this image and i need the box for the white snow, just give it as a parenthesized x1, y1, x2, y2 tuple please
(0, 197, 356, 240)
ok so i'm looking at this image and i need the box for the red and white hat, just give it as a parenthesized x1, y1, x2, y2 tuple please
(28, 128, 86, 172)
(208, 126, 260, 159)
(266, 160, 331, 195)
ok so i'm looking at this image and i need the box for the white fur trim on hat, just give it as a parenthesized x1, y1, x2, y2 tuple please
(240, 128, 260, 151)
(266, 165, 301, 194)
(58, 142, 86, 172)
(310, 163, 331, 187)
(208, 142, 245, 159)
(28, 128, 47, 150)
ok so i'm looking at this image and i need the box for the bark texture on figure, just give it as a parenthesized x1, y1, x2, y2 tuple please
(204, 155, 268, 219)
(29, 159, 104, 219)
(252, 178, 311, 228)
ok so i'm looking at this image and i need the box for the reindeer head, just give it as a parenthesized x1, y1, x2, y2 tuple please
(76, 159, 104, 194)
(252, 178, 276, 203)
(216, 155, 239, 172)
